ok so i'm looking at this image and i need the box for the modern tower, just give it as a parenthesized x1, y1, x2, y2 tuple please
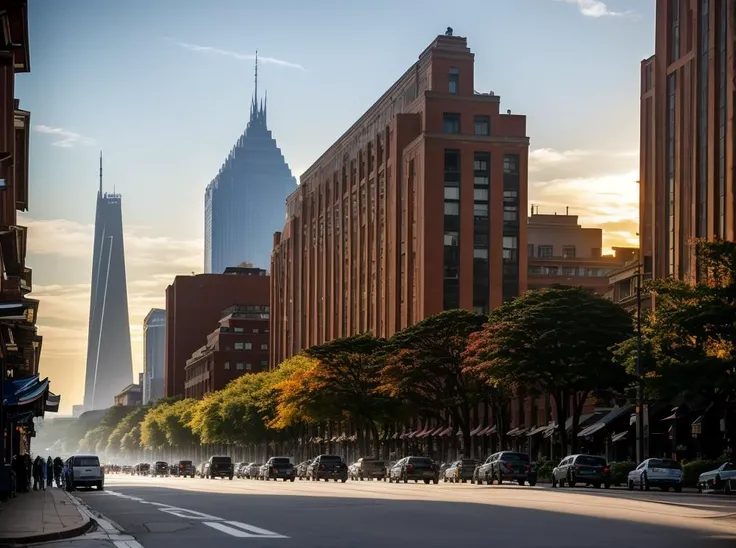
(204, 52, 297, 274)
(142, 308, 165, 404)
(83, 152, 134, 410)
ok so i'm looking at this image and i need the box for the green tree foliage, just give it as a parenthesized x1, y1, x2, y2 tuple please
(140, 406, 168, 450)
(464, 286, 633, 454)
(615, 240, 736, 435)
(120, 425, 141, 453)
(382, 310, 488, 450)
(107, 406, 150, 453)
(188, 391, 227, 444)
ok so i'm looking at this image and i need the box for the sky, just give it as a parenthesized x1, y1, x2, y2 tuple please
(18, 0, 654, 414)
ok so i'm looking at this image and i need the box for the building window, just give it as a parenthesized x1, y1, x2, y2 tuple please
(261, 343, 268, 350)
(503, 155, 519, 174)
(503, 236, 518, 251)
(224, 361, 230, 370)
(473, 248, 489, 259)
(444, 187, 460, 200)
(503, 206, 518, 222)
(234, 342, 244, 350)
(671, 0, 681, 62)
(562, 246, 576, 259)
(538, 245, 553, 258)
(444, 202, 460, 215)
(245, 342, 252, 350)
(474, 203, 489, 217)
(444, 231, 459, 246)
(562, 266, 575, 276)
(252, 328, 259, 334)
(246, 363, 252, 371)
(236, 362, 244, 371)
(474, 115, 490, 136)
(233, 327, 244, 333)
(443, 113, 461, 134)
(667, 73, 676, 275)
(261, 360, 268, 368)
(448, 67, 459, 95)
(474, 188, 489, 201)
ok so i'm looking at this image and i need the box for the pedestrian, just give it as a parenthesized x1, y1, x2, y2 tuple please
(62, 461, 69, 491)
(54, 457, 63, 487)
(46, 457, 53, 488)
(40, 456, 47, 490)
(32, 456, 41, 490)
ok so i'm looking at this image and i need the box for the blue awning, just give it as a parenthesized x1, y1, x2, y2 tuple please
(2, 375, 49, 407)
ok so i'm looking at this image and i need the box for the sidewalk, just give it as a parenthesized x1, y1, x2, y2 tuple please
(0, 487, 93, 545)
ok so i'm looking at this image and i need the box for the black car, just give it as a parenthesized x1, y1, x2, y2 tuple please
(388, 456, 439, 484)
(151, 461, 169, 477)
(308, 455, 348, 482)
(175, 460, 195, 478)
(205, 456, 234, 480)
(481, 451, 537, 486)
(262, 457, 296, 481)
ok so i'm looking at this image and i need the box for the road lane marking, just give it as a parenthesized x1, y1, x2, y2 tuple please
(114, 541, 145, 548)
(103, 489, 289, 538)
(204, 521, 288, 539)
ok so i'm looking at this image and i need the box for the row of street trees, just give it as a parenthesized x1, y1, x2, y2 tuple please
(70, 240, 735, 463)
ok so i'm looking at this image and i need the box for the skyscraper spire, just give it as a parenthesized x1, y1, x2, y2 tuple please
(99, 150, 103, 195)
(250, 50, 259, 122)
(263, 89, 267, 124)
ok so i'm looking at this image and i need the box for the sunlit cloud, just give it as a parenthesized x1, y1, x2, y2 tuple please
(553, 0, 634, 18)
(34, 125, 95, 148)
(169, 39, 306, 71)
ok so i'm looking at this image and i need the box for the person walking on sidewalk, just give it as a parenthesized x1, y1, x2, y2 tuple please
(32, 456, 41, 491)
(53, 457, 63, 487)
(40, 457, 47, 490)
(46, 457, 53, 488)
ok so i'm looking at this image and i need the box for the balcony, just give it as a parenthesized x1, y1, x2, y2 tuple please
(0, 224, 27, 276)
(20, 266, 31, 294)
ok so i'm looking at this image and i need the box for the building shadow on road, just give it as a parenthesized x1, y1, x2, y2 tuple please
(74, 484, 736, 548)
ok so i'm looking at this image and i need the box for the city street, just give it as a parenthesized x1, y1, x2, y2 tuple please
(64, 475, 736, 548)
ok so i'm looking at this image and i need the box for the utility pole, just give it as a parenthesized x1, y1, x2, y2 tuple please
(636, 263, 645, 463)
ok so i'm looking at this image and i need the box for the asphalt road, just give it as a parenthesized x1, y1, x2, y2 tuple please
(69, 475, 736, 548)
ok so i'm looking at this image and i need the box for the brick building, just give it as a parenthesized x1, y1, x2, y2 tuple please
(527, 210, 638, 295)
(640, 0, 736, 283)
(184, 305, 270, 399)
(164, 267, 269, 398)
(270, 31, 529, 365)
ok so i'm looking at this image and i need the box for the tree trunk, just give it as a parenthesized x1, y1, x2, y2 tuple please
(569, 391, 589, 455)
(370, 422, 380, 457)
(554, 390, 569, 456)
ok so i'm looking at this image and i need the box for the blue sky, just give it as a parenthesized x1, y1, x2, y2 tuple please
(20, 0, 654, 412)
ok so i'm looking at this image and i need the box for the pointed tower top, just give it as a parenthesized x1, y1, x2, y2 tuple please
(255, 49, 258, 103)
(99, 150, 103, 195)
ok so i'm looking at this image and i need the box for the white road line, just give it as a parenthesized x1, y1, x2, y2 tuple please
(204, 521, 288, 539)
(114, 541, 145, 548)
(158, 506, 221, 520)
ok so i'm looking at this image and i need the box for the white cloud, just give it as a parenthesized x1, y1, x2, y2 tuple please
(529, 148, 591, 169)
(554, 0, 632, 17)
(170, 40, 306, 71)
(34, 125, 95, 148)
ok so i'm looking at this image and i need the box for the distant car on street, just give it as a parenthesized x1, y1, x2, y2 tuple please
(697, 462, 735, 494)
(627, 458, 682, 492)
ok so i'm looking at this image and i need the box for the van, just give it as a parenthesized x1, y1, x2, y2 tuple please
(68, 454, 104, 490)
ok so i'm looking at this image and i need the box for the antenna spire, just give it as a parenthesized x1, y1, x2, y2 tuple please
(254, 49, 258, 104)
(99, 150, 103, 195)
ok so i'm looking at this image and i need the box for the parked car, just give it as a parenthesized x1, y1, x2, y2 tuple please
(245, 462, 262, 479)
(196, 462, 207, 477)
(444, 459, 479, 483)
(480, 452, 537, 486)
(174, 460, 195, 478)
(66, 455, 104, 491)
(296, 460, 311, 480)
(350, 458, 387, 481)
(134, 462, 150, 476)
(260, 457, 296, 481)
(307, 455, 348, 482)
(205, 456, 234, 480)
(697, 462, 735, 495)
(151, 461, 169, 477)
(627, 458, 682, 492)
(552, 454, 611, 489)
(388, 456, 439, 484)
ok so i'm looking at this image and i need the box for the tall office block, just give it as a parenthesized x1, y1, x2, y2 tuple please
(83, 154, 133, 410)
(143, 308, 165, 404)
(204, 55, 296, 273)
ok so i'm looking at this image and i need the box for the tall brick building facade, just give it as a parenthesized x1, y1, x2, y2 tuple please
(270, 32, 529, 365)
(640, 0, 736, 282)
(164, 267, 269, 397)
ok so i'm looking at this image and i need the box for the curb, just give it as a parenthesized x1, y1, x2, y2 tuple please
(0, 491, 95, 546)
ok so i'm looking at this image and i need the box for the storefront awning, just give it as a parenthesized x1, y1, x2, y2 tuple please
(578, 405, 634, 437)
(2, 375, 49, 407)
(611, 431, 628, 443)
(46, 392, 60, 413)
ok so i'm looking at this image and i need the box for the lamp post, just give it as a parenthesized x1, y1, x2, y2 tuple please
(635, 263, 644, 463)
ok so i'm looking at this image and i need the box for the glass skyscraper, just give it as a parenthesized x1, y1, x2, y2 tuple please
(204, 60, 296, 273)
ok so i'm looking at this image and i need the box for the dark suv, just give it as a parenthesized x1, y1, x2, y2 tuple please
(151, 461, 169, 477)
(552, 454, 611, 489)
(307, 455, 348, 482)
(175, 460, 195, 478)
(205, 456, 234, 480)
(262, 457, 296, 481)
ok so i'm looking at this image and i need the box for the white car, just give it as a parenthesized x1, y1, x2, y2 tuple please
(67, 454, 104, 491)
(627, 458, 682, 492)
